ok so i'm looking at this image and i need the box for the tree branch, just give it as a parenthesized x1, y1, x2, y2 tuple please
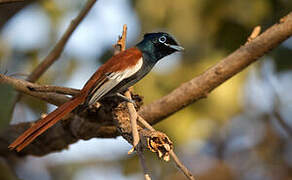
(27, 84, 80, 96)
(0, 12, 291, 159)
(139, 12, 292, 125)
(27, 0, 98, 82)
(137, 115, 195, 180)
(0, 74, 70, 106)
(0, 111, 118, 157)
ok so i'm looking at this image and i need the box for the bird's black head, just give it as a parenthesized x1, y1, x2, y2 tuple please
(136, 32, 184, 62)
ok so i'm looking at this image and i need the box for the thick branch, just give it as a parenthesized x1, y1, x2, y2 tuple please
(139, 12, 292, 125)
(0, 111, 118, 157)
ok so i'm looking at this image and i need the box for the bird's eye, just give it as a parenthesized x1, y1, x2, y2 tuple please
(158, 36, 167, 43)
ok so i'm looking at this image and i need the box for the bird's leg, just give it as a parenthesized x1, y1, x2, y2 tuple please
(116, 93, 137, 107)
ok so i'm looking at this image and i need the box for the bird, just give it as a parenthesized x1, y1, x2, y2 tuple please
(8, 32, 184, 152)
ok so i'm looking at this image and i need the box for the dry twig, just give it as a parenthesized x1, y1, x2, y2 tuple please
(0, 73, 80, 104)
(0, 74, 70, 106)
(126, 89, 140, 152)
(115, 25, 140, 150)
(274, 110, 292, 137)
(27, 85, 80, 96)
(137, 150, 152, 180)
(125, 90, 151, 180)
(114, 25, 151, 180)
(27, 0, 98, 82)
(137, 116, 195, 180)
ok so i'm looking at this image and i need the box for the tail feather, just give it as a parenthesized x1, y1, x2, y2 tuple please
(9, 96, 84, 152)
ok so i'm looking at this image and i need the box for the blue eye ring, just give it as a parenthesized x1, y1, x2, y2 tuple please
(158, 36, 167, 43)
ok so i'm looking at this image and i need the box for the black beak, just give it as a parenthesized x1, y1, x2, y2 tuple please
(164, 43, 184, 51)
(169, 44, 184, 51)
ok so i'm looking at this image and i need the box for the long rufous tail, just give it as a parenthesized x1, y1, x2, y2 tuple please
(9, 95, 85, 152)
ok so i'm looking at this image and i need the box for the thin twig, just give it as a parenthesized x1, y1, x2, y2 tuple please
(114, 25, 151, 180)
(137, 115, 195, 180)
(27, 0, 98, 82)
(169, 151, 195, 180)
(8, 73, 29, 77)
(115, 25, 140, 149)
(138, 150, 152, 180)
(126, 89, 140, 148)
(27, 85, 80, 96)
(0, 74, 70, 106)
(126, 90, 151, 180)
(138, 116, 155, 131)
(274, 110, 292, 137)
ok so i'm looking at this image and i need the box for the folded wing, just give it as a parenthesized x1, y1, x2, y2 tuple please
(87, 57, 143, 105)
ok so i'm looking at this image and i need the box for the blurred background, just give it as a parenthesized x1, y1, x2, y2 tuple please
(0, 0, 292, 179)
